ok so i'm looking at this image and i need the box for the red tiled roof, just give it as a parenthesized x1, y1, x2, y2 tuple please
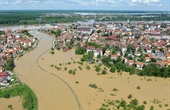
(108, 36, 118, 40)
(0, 72, 8, 78)
(86, 46, 95, 50)
(136, 61, 143, 65)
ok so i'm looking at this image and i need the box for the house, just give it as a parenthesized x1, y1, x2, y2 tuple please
(0, 71, 9, 78)
(77, 26, 92, 34)
(86, 46, 95, 53)
(136, 61, 144, 70)
(111, 54, 119, 60)
(0, 66, 5, 72)
(156, 61, 168, 68)
(146, 48, 152, 53)
(23, 39, 32, 47)
(93, 48, 103, 58)
(126, 60, 134, 66)
(165, 54, 170, 59)
(0, 76, 8, 86)
(135, 52, 141, 57)
(104, 49, 111, 57)
(61, 46, 69, 51)
(108, 36, 118, 40)
(145, 57, 150, 62)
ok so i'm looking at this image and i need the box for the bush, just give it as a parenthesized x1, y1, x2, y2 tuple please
(150, 106, 154, 110)
(112, 88, 119, 92)
(95, 66, 101, 72)
(136, 86, 141, 90)
(136, 105, 145, 110)
(99, 107, 107, 110)
(4, 94, 10, 98)
(51, 51, 55, 54)
(64, 67, 67, 71)
(101, 70, 107, 75)
(72, 70, 76, 75)
(86, 66, 90, 70)
(130, 99, 138, 105)
(120, 100, 126, 107)
(78, 66, 82, 70)
(143, 101, 147, 104)
(110, 65, 116, 73)
(128, 94, 133, 99)
(89, 83, 98, 89)
(68, 70, 73, 74)
(8, 105, 12, 109)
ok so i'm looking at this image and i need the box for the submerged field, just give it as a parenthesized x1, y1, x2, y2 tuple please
(38, 48, 170, 110)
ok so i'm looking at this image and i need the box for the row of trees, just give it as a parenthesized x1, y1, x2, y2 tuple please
(138, 63, 170, 78)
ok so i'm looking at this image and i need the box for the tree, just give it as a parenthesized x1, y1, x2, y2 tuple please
(130, 99, 138, 105)
(128, 94, 133, 99)
(95, 66, 101, 72)
(81, 55, 88, 62)
(129, 66, 136, 75)
(87, 42, 101, 48)
(102, 57, 111, 67)
(86, 66, 90, 70)
(120, 100, 126, 107)
(101, 70, 107, 75)
(115, 62, 126, 71)
(70, 38, 74, 46)
(150, 58, 156, 62)
(112, 46, 119, 54)
(110, 65, 116, 73)
(97, 30, 102, 34)
(75, 47, 86, 55)
(87, 51, 94, 59)
(4, 59, 15, 71)
(139, 63, 160, 77)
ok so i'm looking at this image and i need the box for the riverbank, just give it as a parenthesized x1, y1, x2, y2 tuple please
(38, 48, 170, 110)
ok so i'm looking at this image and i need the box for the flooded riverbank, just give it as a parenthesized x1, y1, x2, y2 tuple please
(14, 31, 81, 110)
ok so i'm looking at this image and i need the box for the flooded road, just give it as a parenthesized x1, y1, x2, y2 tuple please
(14, 31, 80, 110)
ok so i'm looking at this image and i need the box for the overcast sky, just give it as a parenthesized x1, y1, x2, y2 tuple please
(0, 0, 170, 11)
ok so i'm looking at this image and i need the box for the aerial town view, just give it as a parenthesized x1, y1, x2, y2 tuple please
(0, 0, 170, 110)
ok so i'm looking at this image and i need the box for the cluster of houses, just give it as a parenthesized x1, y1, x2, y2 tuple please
(0, 66, 10, 86)
(43, 20, 170, 70)
(0, 28, 36, 86)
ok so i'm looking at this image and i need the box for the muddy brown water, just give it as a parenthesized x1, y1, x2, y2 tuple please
(14, 31, 81, 110)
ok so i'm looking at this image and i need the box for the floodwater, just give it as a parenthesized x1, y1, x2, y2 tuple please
(38, 48, 170, 110)
(0, 96, 23, 110)
(14, 31, 81, 110)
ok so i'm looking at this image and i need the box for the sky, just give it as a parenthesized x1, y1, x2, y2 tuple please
(0, 0, 170, 11)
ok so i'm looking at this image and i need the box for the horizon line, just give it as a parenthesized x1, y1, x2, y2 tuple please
(0, 9, 169, 12)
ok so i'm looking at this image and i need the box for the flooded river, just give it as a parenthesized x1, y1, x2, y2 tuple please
(14, 31, 80, 110)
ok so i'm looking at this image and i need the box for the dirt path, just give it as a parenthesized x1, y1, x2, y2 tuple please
(14, 31, 81, 110)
